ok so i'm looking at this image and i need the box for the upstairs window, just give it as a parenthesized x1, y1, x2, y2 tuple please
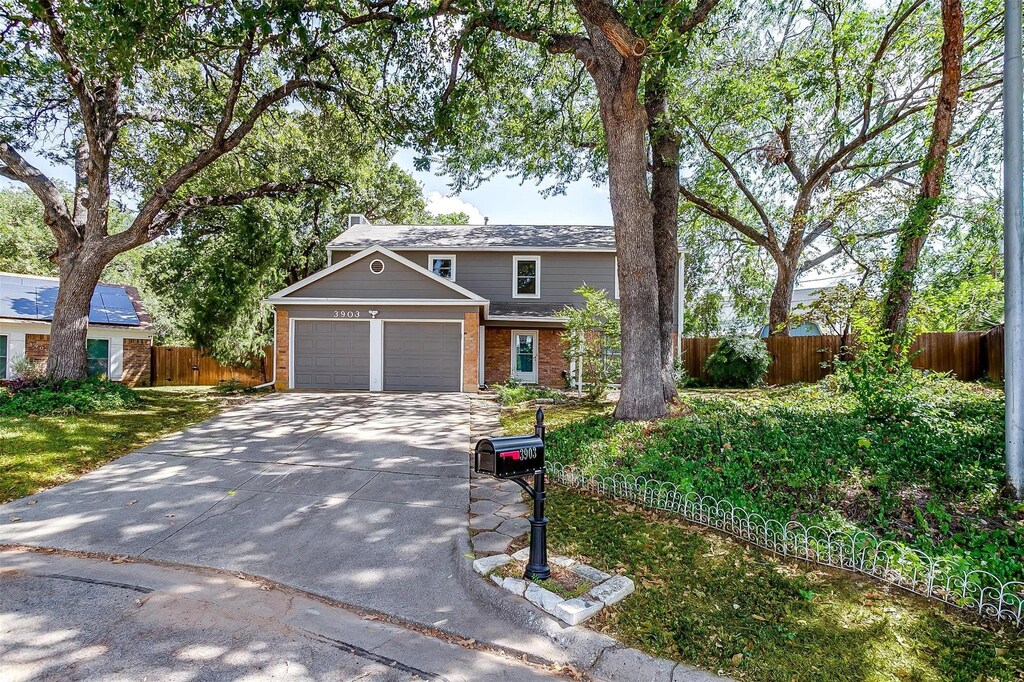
(513, 256, 540, 298)
(429, 254, 456, 281)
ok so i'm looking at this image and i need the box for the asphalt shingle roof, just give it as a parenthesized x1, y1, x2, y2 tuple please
(487, 302, 568, 320)
(0, 272, 146, 327)
(328, 223, 617, 251)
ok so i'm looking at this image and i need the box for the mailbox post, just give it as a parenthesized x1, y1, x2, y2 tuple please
(474, 408, 550, 580)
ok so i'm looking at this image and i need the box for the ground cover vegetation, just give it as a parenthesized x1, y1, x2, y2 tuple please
(541, 488, 1024, 681)
(0, 386, 229, 503)
(504, 376, 1018, 582)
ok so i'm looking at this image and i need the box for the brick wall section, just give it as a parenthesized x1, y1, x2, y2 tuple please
(462, 312, 480, 392)
(538, 329, 567, 387)
(25, 334, 49, 366)
(483, 327, 567, 388)
(121, 338, 151, 386)
(484, 327, 511, 385)
(275, 309, 289, 390)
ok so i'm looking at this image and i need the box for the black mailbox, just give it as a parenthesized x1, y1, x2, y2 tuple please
(475, 435, 545, 479)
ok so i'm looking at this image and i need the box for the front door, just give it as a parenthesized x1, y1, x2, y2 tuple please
(511, 330, 538, 384)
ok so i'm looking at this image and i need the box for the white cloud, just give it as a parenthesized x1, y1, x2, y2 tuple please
(425, 191, 486, 224)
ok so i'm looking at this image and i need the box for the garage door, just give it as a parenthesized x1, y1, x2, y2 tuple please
(292, 320, 370, 390)
(383, 322, 461, 392)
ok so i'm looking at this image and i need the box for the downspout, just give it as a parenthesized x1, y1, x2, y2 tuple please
(675, 250, 685, 362)
(252, 305, 277, 390)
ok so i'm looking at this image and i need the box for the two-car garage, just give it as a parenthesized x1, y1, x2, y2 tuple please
(290, 319, 462, 392)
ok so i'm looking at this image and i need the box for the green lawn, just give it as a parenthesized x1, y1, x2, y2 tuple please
(0, 386, 232, 503)
(503, 380, 1022, 582)
(538, 488, 1024, 682)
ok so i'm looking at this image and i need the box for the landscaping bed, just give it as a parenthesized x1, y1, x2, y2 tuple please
(501, 379, 1021, 583)
(545, 486, 1024, 681)
(0, 386, 239, 503)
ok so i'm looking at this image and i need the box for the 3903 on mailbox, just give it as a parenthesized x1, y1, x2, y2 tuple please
(473, 409, 550, 580)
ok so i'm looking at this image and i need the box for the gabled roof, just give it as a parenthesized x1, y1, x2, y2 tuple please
(328, 223, 618, 251)
(0, 272, 149, 328)
(267, 245, 487, 302)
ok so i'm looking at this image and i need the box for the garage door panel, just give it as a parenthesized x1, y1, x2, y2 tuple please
(383, 322, 460, 392)
(293, 320, 370, 390)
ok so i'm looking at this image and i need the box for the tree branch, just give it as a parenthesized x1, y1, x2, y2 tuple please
(679, 183, 771, 249)
(0, 140, 75, 237)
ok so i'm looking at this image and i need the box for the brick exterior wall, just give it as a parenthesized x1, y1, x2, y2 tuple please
(21, 333, 152, 385)
(484, 327, 511, 385)
(484, 326, 567, 388)
(25, 333, 49, 366)
(462, 312, 480, 392)
(121, 338, 151, 386)
(275, 309, 289, 390)
(538, 329, 567, 387)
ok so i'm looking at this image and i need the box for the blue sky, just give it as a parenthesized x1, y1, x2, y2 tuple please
(393, 149, 612, 225)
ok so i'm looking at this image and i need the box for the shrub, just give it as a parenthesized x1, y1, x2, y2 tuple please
(560, 285, 620, 401)
(703, 335, 772, 388)
(833, 340, 934, 419)
(0, 376, 141, 416)
(493, 377, 563, 406)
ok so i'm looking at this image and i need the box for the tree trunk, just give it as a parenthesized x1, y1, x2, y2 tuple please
(767, 256, 797, 336)
(646, 76, 680, 402)
(881, 0, 964, 344)
(47, 254, 106, 381)
(594, 61, 666, 420)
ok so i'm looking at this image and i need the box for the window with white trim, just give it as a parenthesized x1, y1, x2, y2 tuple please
(429, 254, 456, 281)
(513, 256, 540, 298)
(86, 338, 110, 378)
(0, 335, 6, 379)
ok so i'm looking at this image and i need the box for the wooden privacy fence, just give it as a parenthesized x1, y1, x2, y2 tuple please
(680, 330, 1001, 386)
(151, 346, 271, 387)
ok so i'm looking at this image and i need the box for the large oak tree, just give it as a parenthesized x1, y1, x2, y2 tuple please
(386, 0, 722, 418)
(0, 0, 405, 381)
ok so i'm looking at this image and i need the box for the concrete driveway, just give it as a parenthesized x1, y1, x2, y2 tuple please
(0, 392, 562, 662)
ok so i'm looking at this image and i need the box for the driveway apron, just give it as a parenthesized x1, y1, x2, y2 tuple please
(0, 393, 559, 659)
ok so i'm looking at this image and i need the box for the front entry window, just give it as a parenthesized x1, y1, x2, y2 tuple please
(87, 339, 110, 378)
(511, 331, 538, 384)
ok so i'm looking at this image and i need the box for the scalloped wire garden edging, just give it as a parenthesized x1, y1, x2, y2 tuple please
(547, 461, 1024, 626)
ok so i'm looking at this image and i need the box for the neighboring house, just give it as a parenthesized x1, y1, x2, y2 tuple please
(0, 272, 154, 385)
(717, 285, 830, 337)
(266, 217, 684, 392)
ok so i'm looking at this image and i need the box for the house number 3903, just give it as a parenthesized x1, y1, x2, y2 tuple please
(333, 310, 360, 318)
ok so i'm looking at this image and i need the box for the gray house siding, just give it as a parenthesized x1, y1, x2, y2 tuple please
(276, 304, 479, 320)
(328, 249, 616, 306)
(285, 252, 468, 300)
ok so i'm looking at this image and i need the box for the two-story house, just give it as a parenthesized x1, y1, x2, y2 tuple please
(267, 217, 681, 393)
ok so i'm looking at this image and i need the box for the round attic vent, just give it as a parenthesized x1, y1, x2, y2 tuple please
(369, 258, 385, 274)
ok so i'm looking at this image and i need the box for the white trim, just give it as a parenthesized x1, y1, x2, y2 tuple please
(428, 253, 456, 281)
(267, 298, 486, 306)
(369, 258, 386, 274)
(614, 257, 619, 300)
(0, 333, 7, 380)
(478, 324, 485, 386)
(510, 329, 539, 384)
(369, 319, 384, 390)
(0, 318, 154, 338)
(269, 245, 485, 301)
(512, 255, 541, 299)
(109, 336, 124, 381)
